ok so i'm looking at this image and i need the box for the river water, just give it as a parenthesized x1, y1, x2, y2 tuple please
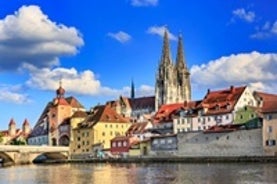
(0, 163, 277, 184)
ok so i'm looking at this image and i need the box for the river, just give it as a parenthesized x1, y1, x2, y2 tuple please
(0, 163, 277, 184)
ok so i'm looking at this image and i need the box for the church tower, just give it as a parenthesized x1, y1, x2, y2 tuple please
(155, 30, 191, 111)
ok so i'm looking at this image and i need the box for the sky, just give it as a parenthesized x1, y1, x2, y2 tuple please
(0, 0, 276, 130)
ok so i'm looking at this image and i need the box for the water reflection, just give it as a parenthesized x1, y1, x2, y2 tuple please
(0, 163, 277, 184)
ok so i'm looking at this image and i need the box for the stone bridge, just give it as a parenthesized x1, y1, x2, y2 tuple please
(0, 145, 69, 166)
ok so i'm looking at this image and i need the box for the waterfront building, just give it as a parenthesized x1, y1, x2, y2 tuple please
(28, 82, 85, 146)
(125, 121, 153, 140)
(110, 136, 139, 157)
(150, 134, 178, 155)
(234, 105, 262, 128)
(155, 30, 191, 111)
(70, 104, 131, 155)
(0, 118, 31, 145)
(254, 92, 277, 156)
(152, 103, 184, 135)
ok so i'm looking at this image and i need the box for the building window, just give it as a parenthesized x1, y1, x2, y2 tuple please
(268, 126, 273, 133)
(266, 140, 276, 146)
(118, 142, 122, 147)
(112, 142, 116, 147)
(167, 139, 173, 144)
(153, 140, 158, 145)
(226, 115, 229, 120)
(110, 124, 113, 128)
(123, 141, 127, 147)
(102, 132, 105, 136)
(105, 124, 107, 128)
(207, 117, 210, 122)
(198, 118, 201, 123)
(267, 115, 272, 120)
(226, 136, 229, 140)
(160, 139, 165, 144)
(77, 137, 80, 141)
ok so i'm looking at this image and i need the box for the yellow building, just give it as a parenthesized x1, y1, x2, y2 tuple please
(70, 105, 131, 155)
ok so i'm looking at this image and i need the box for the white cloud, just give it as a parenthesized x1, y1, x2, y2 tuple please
(0, 85, 29, 104)
(147, 25, 177, 41)
(191, 51, 277, 93)
(0, 5, 83, 70)
(107, 31, 131, 43)
(131, 0, 158, 7)
(232, 8, 255, 23)
(24, 64, 154, 98)
(250, 20, 277, 39)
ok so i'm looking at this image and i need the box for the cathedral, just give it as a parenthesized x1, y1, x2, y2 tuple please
(155, 30, 191, 111)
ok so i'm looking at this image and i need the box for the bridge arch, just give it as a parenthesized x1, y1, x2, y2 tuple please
(0, 152, 15, 165)
(32, 152, 68, 163)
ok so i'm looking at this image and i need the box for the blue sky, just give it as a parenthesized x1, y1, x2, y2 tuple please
(0, 0, 277, 130)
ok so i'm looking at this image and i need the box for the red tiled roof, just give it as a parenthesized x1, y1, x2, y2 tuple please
(78, 105, 129, 128)
(154, 103, 184, 124)
(56, 97, 69, 106)
(199, 86, 246, 115)
(255, 92, 277, 113)
(66, 96, 85, 109)
(126, 122, 148, 135)
(72, 111, 88, 118)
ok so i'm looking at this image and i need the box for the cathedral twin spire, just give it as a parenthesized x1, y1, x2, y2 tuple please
(155, 29, 191, 111)
(161, 30, 188, 71)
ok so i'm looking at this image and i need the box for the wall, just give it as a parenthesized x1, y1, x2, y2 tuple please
(263, 113, 277, 156)
(177, 128, 264, 157)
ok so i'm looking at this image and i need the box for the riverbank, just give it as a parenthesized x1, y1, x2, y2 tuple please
(37, 156, 277, 165)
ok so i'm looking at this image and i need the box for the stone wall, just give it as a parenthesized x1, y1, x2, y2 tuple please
(177, 128, 264, 157)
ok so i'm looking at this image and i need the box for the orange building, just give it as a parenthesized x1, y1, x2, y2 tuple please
(28, 82, 85, 146)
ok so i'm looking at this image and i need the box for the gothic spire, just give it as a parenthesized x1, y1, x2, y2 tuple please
(131, 79, 135, 99)
(160, 29, 171, 66)
(176, 34, 186, 70)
